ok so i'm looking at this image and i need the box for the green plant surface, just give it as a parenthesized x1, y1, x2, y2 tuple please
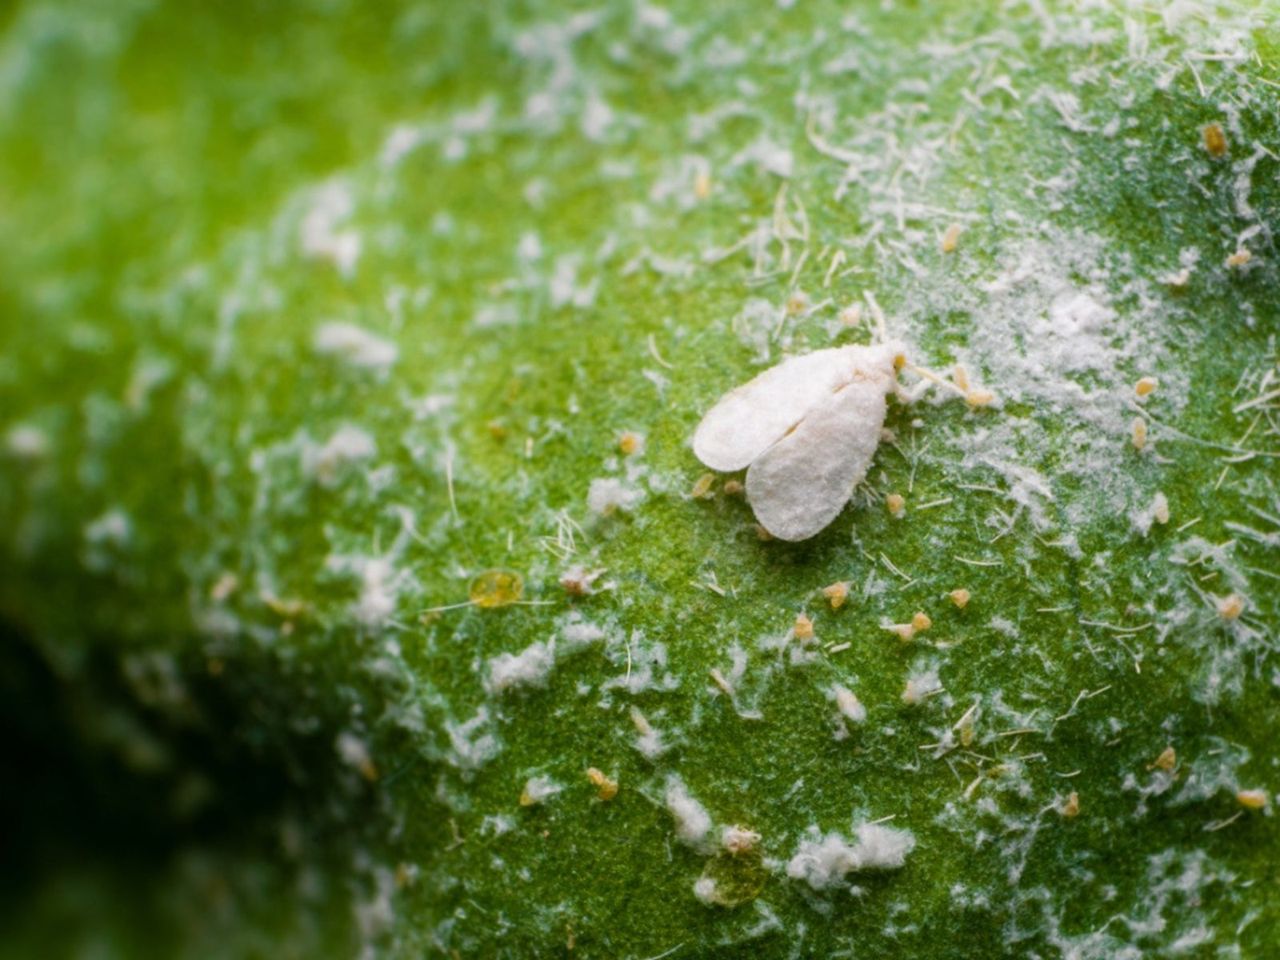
(2, 1, 1279, 958)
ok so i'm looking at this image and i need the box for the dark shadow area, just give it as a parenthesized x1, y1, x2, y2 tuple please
(0, 619, 394, 958)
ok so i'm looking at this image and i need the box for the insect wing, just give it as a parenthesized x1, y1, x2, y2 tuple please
(693, 346, 860, 472)
(745, 372, 891, 541)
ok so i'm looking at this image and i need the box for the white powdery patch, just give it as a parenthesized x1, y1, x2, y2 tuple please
(379, 123, 423, 168)
(587, 477, 644, 516)
(730, 298, 782, 362)
(558, 612, 610, 652)
(901, 228, 1188, 532)
(335, 731, 375, 777)
(299, 181, 361, 275)
(786, 823, 916, 891)
(829, 683, 867, 739)
(732, 135, 795, 178)
(486, 640, 556, 695)
(445, 706, 502, 771)
(486, 614, 611, 696)
(1043, 289, 1117, 374)
(579, 90, 615, 142)
(1131, 489, 1170, 537)
(313, 322, 398, 375)
(630, 706, 666, 760)
(84, 508, 131, 547)
(665, 775, 713, 849)
(602, 631, 679, 698)
(549, 254, 599, 309)
(693, 876, 720, 906)
(325, 554, 406, 629)
(521, 775, 563, 805)
(302, 425, 377, 486)
(902, 666, 944, 706)
(6, 423, 49, 459)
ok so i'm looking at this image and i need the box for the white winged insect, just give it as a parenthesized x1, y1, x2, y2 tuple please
(693, 341, 904, 542)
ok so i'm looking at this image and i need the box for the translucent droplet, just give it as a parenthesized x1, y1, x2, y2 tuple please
(697, 848, 766, 908)
(468, 570, 524, 608)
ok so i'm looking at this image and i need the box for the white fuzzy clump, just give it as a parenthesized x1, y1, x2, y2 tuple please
(336, 556, 399, 628)
(1132, 489, 1171, 536)
(830, 683, 867, 724)
(486, 640, 556, 694)
(6, 424, 49, 459)
(630, 706, 667, 760)
(665, 775, 713, 849)
(587, 477, 644, 516)
(558, 613, 609, 653)
(786, 823, 916, 891)
(84, 508, 131, 547)
(521, 775, 563, 805)
(303, 425, 376, 485)
(313, 322, 398, 374)
(445, 707, 501, 771)
(902, 666, 943, 705)
(693, 875, 720, 906)
(602, 632, 678, 697)
(335, 731, 374, 776)
(300, 181, 361, 275)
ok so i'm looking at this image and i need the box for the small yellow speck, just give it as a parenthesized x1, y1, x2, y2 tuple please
(691, 472, 716, 499)
(1135, 376, 1158, 398)
(1151, 746, 1177, 772)
(694, 170, 712, 200)
(965, 388, 995, 408)
(949, 588, 971, 609)
(886, 493, 906, 516)
(941, 223, 962, 254)
(1202, 122, 1228, 157)
(1217, 593, 1245, 621)
(911, 611, 932, 632)
(722, 479, 744, 496)
(793, 613, 815, 641)
(822, 581, 850, 610)
(952, 365, 970, 392)
(885, 622, 915, 642)
(487, 419, 508, 440)
(1226, 248, 1252, 268)
(786, 291, 810, 316)
(1236, 788, 1269, 810)
(586, 767, 618, 801)
(1131, 417, 1148, 451)
(468, 570, 524, 608)
(1060, 791, 1080, 818)
(618, 431, 641, 456)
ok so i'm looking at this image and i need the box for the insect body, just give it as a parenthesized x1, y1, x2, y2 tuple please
(693, 343, 901, 541)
